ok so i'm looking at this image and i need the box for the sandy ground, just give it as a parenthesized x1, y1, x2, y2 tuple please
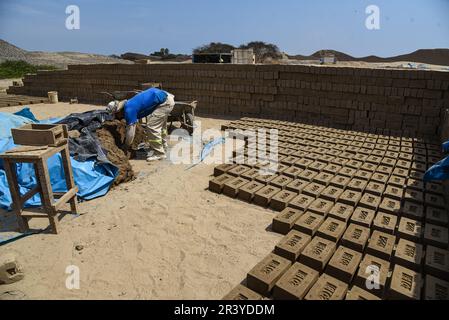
(0, 102, 280, 300)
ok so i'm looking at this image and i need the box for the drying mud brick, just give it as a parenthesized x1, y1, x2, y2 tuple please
(273, 263, 319, 300)
(295, 158, 314, 169)
(299, 236, 337, 272)
(425, 182, 445, 196)
(388, 265, 422, 300)
(424, 275, 449, 300)
(424, 224, 449, 249)
(289, 194, 315, 211)
(359, 193, 381, 211)
(270, 175, 293, 190)
(255, 173, 278, 185)
(274, 230, 312, 262)
(425, 246, 449, 281)
(426, 207, 449, 227)
(393, 239, 424, 272)
(238, 180, 265, 202)
(209, 174, 234, 194)
(329, 175, 350, 189)
(388, 175, 406, 188)
(307, 198, 334, 216)
(397, 217, 423, 243)
(304, 274, 348, 300)
(309, 161, 327, 172)
(253, 185, 282, 207)
(313, 172, 334, 186)
(320, 186, 344, 203)
(273, 208, 303, 235)
(345, 286, 381, 300)
(354, 170, 373, 181)
(339, 190, 362, 207)
(365, 182, 385, 197)
(222, 177, 251, 198)
(323, 163, 342, 174)
(347, 179, 368, 193)
(355, 254, 390, 298)
(402, 201, 425, 221)
(316, 217, 347, 243)
(378, 197, 401, 216)
(338, 167, 356, 178)
(373, 212, 398, 235)
(214, 164, 237, 177)
(227, 165, 251, 177)
(293, 212, 325, 236)
(328, 203, 354, 223)
(283, 166, 303, 179)
(286, 179, 309, 193)
(298, 169, 318, 182)
(366, 231, 396, 261)
(384, 185, 404, 201)
(350, 207, 376, 228)
(222, 284, 263, 300)
(326, 246, 362, 283)
(404, 188, 424, 204)
(341, 224, 370, 252)
(407, 179, 424, 192)
(240, 168, 260, 180)
(426, 193, 446, 209)
(302, 183, 326, 199)
(247, 253, 292, 296)
(270, 190, 297, 211)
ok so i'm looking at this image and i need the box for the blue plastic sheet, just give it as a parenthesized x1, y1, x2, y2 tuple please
(0, 108, 118, 210)
(424, 140, 449, 182)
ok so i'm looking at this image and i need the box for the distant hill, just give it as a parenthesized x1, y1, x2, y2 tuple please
(288, 48, 449, 66)
(0, 39, 132, 68)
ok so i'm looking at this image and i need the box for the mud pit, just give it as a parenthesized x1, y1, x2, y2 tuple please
(95, 119, 147, 186)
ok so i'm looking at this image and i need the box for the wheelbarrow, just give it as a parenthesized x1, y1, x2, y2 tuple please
(100, 90, 197, 135)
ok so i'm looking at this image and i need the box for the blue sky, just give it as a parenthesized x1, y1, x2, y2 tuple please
(0, 0, 448, 57)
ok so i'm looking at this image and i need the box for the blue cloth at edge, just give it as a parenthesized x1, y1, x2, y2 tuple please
(0, 108, 118, 210)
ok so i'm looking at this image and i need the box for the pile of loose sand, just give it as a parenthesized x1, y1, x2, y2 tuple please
(95, 119, 147, 186)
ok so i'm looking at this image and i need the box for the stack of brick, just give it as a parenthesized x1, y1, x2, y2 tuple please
(7, 64, 449, 136)
(216, 117, 449, 300)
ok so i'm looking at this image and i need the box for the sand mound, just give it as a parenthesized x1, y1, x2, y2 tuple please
(95, 119, 147, 186)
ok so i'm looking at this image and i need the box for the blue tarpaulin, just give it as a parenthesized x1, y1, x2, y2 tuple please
(0, 108, 118, 210)
(424, 141, 447, 182)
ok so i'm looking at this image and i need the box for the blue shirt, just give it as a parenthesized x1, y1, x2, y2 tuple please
(124, 88, 168, 125)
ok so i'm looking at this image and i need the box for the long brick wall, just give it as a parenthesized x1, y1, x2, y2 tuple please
(7, 64, 449, 137)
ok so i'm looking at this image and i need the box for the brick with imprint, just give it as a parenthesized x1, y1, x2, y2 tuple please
(288, 194, 315, 211)
(270, 190, 297, 211)
(359, 193, 381, 211)
(293, 212, 325, 236)
(255, 173, 278, 185)
(388, 175, 406, 188)
(304, 274, 348, 300)
(323, 163, 342, 175)
(402, 201, 425, 221)
(325, 246, 362, 283)
(299, 236, 337, 272)
(274, 230, 312, 262)
(214, 164, 237, 177)
(329, 175, 351, 189)
(316, 217, 347, 243)
(424, 275, 449, 300)
(424, 223, 449, 249)
(302, 182, 326, 199)
(273, 263, 319, 300)
(404, 188, 424, 204)
(388, 265, 422, 300)
(366, 231, 396, 261)
(354, 170, 372, 181)
(341, 224, 370, 252)
(393, 239, 424, 272)
(209, 174, 234, 194)
(227, 165, 251, 177)
(223, 177, 251, 198)
(328, 203, 354, 223)
(425, 193, 446, 209)
(425, 246, 449, 281)
(272, 208, 303, 235)
(378, 197, 401, 216)
(241, 168, 261, 181)
(339, 190, 362, 207)
(222, 284, 263, 300)
(286, 179, 309, 193)
(312, 172, 334, 186)
(238, 180, 265, 202)
(283, 166, 303, 179)
(373, 212, 397, 235)
(253, 185, 281, 207)
(354, 254, 390, 298)
(246, 253, 292, 296)
(426, 207, 449, 227)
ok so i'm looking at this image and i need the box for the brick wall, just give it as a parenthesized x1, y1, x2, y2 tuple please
(7, 64, 449, 137)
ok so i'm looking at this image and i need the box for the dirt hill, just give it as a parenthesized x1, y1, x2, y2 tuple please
(0, 39, 132, 68)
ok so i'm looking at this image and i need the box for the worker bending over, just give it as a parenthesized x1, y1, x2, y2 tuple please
(107, 87, 175, 162)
